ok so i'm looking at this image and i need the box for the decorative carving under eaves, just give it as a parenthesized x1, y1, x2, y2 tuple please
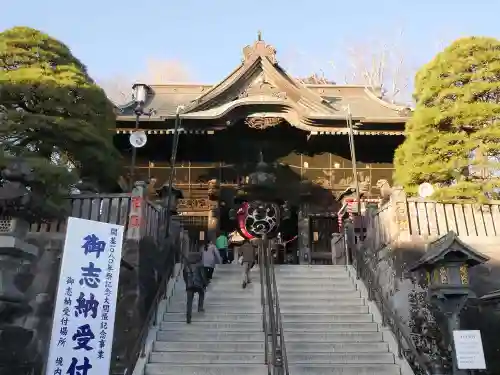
(177, 198, 214, 211)
(238, 76, 287, 100)
(245, 117, 283, 130)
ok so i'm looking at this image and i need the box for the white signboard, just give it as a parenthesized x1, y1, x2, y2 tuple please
(453, 330, 487, 370)
(46, 217, 124, 375)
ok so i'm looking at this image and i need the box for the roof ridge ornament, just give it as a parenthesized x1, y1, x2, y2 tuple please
(243, 32, 277, 65)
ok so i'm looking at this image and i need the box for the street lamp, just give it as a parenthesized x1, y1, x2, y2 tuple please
(408, 230, 489, 374)
(163, 105, 184, 238)
(129, 83, 155, 190)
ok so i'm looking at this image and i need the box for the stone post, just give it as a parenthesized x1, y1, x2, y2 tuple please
(387, 187, 410, 244)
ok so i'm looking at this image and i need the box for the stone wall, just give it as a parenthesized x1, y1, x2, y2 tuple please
(361, 189, 500, 374)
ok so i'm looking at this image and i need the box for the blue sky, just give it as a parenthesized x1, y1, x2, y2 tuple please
(2, 0, 500, 86)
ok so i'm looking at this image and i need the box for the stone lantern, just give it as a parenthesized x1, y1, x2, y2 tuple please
(408, 230, 489, 374)
(409, 231, 489, 310)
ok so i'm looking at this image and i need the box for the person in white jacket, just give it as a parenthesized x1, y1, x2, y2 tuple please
(202, 240, 222, 281)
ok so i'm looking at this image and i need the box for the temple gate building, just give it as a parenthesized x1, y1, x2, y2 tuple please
(113, 35, 411, 263)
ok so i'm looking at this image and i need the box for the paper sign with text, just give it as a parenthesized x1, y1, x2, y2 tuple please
(45, 217, 124, 375)
(453, 330, 486, 370)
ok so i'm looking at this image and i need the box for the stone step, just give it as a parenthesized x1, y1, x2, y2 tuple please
(209, 272, 257, 277)
(209, 273, 260, 278)
(149, 352, 264, 364)
(167, 304, 261, 313)
(288, 364, 400, 375)
(204, 285, 261, 292)
(163, 312, 262, 323)
(277, 273, 351, 279)
(211, 269, 258, 274)
(277, 274, 352, 280)
(279, 299, 365, 307)
(277, 279, 353, 287)
(160, 321, 262, 331)
(153, 341, 264, 353)
(285, 332, 383, 342)
(278, 290, 361, 298)
(278, 284, 356, 294)
(286, 342, 389, 353)
(287, 353, 395, 364)
(279, 305, 368, 314)
(169, 297, 260, 306)
(275, 266, 347, 273)
(281, 313, 373, 323)
(275, 265, 346, 269)
(157, 330, 264, 342)
(174, 290, 261, 299)
(145, 364, 268, 375)
(282, 322, 378, 332)
(206, 283, 262, 290)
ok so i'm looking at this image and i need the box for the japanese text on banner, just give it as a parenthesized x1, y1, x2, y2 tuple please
(45, 217, 124, 375)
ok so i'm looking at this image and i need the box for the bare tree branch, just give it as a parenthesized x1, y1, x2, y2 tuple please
(332, 29, 415, 105)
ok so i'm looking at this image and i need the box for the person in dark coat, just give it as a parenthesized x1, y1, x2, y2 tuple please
(239, 239, 257, 289)
(183, 252, 208, 324)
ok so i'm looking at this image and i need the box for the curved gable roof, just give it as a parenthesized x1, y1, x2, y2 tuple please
(114, 35, 410, 132)
(183, 37, 336, 117)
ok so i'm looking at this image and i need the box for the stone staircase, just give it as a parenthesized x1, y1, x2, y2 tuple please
(145, 264, 268, 375)
(275, 265, 402, 375)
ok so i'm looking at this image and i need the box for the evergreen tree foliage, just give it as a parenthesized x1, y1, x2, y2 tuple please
(394, 36, 500, 201)
(0, 26, 121, 219)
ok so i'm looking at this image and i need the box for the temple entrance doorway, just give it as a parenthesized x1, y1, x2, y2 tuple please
(309, 215, 339, 264)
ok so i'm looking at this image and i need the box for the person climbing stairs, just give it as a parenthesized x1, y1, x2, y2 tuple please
(144, 264, 267, 375)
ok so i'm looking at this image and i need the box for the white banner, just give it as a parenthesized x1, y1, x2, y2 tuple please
(45, 217, 124, 375)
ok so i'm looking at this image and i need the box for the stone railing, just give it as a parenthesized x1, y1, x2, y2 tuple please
(365, 188, 500, 247)
(360, 188, 500, 373)
(0, 182, 184, 375)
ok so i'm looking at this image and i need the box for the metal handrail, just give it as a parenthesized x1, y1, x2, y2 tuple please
(258, 237, 290, 375)
(265, 242, 279, 374)
(259, 240, 271, 372)
(349, 235, 433, 375)
(268, 242, 289, 375)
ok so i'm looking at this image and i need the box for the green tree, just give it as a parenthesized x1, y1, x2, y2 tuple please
(0, 26, 121, 219)
(394, 36, 500, 201)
